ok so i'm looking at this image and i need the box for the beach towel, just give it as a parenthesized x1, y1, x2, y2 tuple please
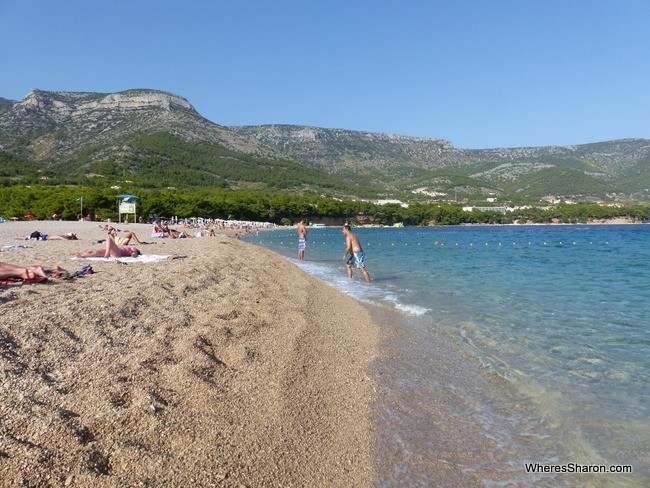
(0, 276, 48, 286)
(73, 254, 171, 264)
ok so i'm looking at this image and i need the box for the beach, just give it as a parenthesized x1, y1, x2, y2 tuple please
(0, 221, 379, 486)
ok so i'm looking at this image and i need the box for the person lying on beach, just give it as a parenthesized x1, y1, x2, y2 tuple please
(0, 262, 69, 281)
(107, 228, 143, 245)
(75, 236, 141, 259)
(15, 231, 78, 241)
(153, 220, 193, 239)
(47, 233, 78, 240)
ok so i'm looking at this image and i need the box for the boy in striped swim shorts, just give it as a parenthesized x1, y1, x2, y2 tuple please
(296, 218, 308, 261)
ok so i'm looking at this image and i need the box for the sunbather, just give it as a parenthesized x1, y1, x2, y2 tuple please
(154, 221, 192, 238)
(15, 231, 78, 240)
(0, 262, 69, 281)
(46, 233, 79, 240)
(107, 228, 143, 245)
(76, 235, 141, 258)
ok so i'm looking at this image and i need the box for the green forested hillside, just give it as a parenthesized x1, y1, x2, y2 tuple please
(0, 152, 44, 179)
(125, 133, 375, 194)
(499, 166, 613, 197)
(614, 155, 650, 196)
(2, 133, 381, 198)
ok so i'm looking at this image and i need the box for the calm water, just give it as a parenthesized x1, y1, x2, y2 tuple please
(245, 225, 650, 486)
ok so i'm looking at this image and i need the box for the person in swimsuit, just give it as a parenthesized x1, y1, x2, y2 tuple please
(107, 228, 143, 245)
(75, 235, 141, 258)
(0, 262, 69, 281)
(342, 224, 371, 283)
(296, 218, 308, 260)
(15, 231, 78, 240)
(46, 233, 79, 240)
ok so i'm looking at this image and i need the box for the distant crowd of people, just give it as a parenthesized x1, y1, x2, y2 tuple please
(151, 219, 277, 238)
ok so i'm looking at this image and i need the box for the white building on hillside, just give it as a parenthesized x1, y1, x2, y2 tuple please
(376, 199, 409, 208)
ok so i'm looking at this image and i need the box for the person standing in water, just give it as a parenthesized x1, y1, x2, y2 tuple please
(297, 218, 308, 260)
(342, 224, 371, 283)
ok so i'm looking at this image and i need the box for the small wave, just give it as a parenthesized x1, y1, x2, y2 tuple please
(391, 301, 431, 316)
(294, 258, 431, 317)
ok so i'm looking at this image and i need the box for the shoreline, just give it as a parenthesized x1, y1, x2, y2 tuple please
(365, 303, 562, 486)
(0, 221, 379, 486)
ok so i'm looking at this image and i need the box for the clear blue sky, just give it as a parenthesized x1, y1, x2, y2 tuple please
(1, 0, 648, 149)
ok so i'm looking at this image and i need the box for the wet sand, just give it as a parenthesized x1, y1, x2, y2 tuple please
(0, 221, 378, 486)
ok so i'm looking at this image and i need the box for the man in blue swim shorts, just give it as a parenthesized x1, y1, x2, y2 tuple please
(342, 224, 372, 283)
(296, 218, 308, 260)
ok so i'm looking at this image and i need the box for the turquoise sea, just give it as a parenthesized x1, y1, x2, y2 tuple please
(244, 224, 649, 486)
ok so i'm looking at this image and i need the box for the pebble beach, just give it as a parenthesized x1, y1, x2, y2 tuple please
(0, 220, 379, 487)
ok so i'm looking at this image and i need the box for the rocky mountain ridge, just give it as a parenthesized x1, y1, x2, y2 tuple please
(0, 89, 275, 160)
(229, 123, 650, 200)
(1, 89, 649, 200)
(229, 124, 649, 174)
(15, 89, 195, 116)
(228, 124, 464, 172)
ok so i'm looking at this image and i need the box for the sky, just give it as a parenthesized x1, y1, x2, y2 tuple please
(1, 0, 648, 149)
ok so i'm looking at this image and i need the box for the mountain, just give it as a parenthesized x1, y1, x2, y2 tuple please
(229, 124, 650, 201)
(1, 89, 648, 202)
(0, 89, 367, 195)
(0, 89, 278, 160)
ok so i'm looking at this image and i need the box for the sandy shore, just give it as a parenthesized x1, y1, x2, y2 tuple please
(0, 221, 379, 487)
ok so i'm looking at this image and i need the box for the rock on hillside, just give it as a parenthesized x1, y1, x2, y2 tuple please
(228, 124, 468, 172)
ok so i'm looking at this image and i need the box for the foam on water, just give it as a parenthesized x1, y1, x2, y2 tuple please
(387, 300, 430, 316)
(295, 258, 432, 316)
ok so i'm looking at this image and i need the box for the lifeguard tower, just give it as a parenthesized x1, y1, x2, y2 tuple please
(117, 194, 139, 224)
